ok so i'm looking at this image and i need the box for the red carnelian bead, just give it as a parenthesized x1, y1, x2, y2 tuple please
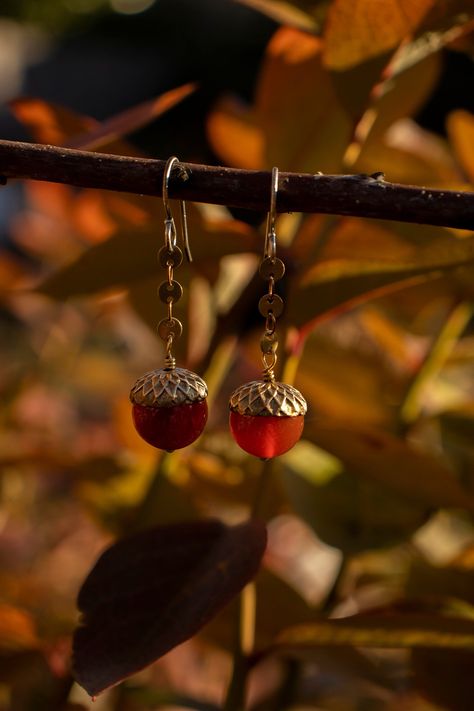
(132, 400, 208, 451)
(229, 411, 304, 459)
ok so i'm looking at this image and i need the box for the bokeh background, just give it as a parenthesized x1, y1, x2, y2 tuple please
(1, 1, 474, 710)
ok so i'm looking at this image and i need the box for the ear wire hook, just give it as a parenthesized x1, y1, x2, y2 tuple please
(264, 166, 278, 261)
(162, 156, 193, 262)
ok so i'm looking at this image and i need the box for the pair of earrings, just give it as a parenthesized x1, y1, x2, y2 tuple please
(130, 159, 307, 459)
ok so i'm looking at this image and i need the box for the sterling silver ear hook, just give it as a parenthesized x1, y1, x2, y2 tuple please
(162, 156, 192, 262)
(264, 166, 278, 261)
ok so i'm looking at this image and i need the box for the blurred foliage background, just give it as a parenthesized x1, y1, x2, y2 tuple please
(1, 1, 474, 710)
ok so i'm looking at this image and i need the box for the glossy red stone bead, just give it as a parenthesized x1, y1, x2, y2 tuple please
(229, 411, 304, 459)
(132, 399, 208, 451)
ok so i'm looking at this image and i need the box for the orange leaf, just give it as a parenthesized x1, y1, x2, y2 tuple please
(0, 254, 28, 295)
(71, 191, 117, 244)
(324, 0, 435, 70)
(207, 96, 264, 169)
(10, 97, 141, 157)
(256, 27, 351, 171)
(0, 604, 39, 652)
(10, 98, 95, 145)
(11, 85, 196, 155)
(66, 83, 197, 151)
(447, 109, 474, 184)
(235, 0, 317, 31)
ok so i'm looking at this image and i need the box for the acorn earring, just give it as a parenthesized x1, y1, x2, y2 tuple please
(229, 167, 307, 459)
(130, 157, 208, 451)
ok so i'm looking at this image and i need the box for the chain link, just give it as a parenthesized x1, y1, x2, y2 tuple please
(259, 170, 284, 380)
(157, 243, 183, 367)
(259, 258, 285, 382)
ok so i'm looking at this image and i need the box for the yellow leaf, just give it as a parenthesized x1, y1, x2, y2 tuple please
(349, 139, 459, 187)
(286, 219, 474, 335)
(277, 613, 474, 650)
(360, 52, 442, 145)
(324, 0, 435, 70)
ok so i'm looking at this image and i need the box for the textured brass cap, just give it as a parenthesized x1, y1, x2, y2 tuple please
(229, 380, 307, 417)
(130, 367, 207, 408)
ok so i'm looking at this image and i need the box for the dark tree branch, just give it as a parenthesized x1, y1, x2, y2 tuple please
(0, 139, 473, 230)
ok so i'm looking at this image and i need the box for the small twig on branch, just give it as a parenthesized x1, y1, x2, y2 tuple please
(0, 139, 473, 230)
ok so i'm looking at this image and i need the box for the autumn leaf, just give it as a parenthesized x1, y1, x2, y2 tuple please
(256, 27, 351, 172)
(73, 519, 267, 696)
(66, 83, 197, 151)
(37, 214, 259, 300)
(207, 96, 264, 170)
(447, 109, 474, 184)
(276, 612, 474, 651)
(305, 419, 474, 512)
(10, 97, 95, 145)
(235, 0, 318, 31)
(286, 219, 474, 332)
(323, 0, 435, 70)
(0, 604, 39, 652)
(281, 441, 430, 553)
(10, 84, 196, 155)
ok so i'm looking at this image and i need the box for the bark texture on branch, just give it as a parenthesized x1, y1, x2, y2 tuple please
(0, 139, 473, 230)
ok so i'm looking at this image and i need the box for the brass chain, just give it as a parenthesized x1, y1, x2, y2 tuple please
(157, 217, 183, 370)
(258, 256, 285, 381)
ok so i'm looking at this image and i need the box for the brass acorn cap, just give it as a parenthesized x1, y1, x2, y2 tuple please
(229, 380, 307, 417)
(130, 367, 207, 408)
